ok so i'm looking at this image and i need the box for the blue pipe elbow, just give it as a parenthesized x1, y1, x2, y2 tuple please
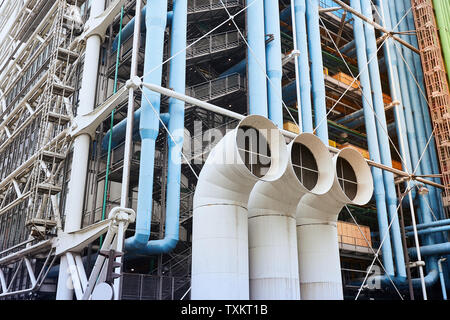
(306, 0, 328, 143)
(101, 112, 170, 152)
(369, 270, 438, 289)
(409, 243, 450, 258)
(124, 0, 168, 253)
(111, 6, 174, 53)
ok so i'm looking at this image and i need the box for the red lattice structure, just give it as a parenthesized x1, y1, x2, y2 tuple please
(411, 0, 450, 206)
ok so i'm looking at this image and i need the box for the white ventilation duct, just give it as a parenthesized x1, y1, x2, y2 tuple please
(191, 115, 289, 300)
(247, 133, 334, 300)
(296, 147, 374, 300)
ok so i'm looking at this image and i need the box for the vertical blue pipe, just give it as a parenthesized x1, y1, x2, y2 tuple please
(393, 0, 442, 229)
(438, 259, 448, 300)
(375, 0, 413, 177)
(112, 6, 147, 52)
(143, 0, 188, 254)
(125, 0, 168, 251)
(306, 0, 328, 143)
(403, 0, 450, 281)
(402, 0, 445, 221)
(264, 0, 283, 127)
(360, 0, 405, 278)
(293, 0, 314, 132)
(350, 0, 395, 277)
(386, 0, 432, 206)
(387, 1, 444, 291)
(111, 7, 174, 53)
(247, 0, 268, 117)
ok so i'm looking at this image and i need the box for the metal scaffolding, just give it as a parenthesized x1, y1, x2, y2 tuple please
(0, 0, 85, 298)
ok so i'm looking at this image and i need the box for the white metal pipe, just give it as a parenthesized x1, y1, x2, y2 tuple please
(191, 115, 289, 300)
(113, 221, 125, 299)
(57, 0, 105, 300)
(82, 229, 115, 300)
(74, 255, 88, 292)
(139, 81, 447, 191)
(289, 0, 302, 133)
(24, 257, 37, 287)
(0, 269, 7, 293)
(66, 252, 83, 300)
(377, 0, 427, 299)
(248, 133, 334, 300)
(114, 0, 142, 301)
(296, 147, 373, 300)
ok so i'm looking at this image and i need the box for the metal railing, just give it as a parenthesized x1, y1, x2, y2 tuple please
(187, 0, 243, 13)
(122, 273, 190, 300)
(186, 30, 242, 60)
(186, 73, 245, 102)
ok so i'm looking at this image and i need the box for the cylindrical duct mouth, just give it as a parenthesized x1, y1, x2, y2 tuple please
(194, 115, 288, 209)
(334, 147, 373, 205)
(234, 115, 288, 182)
(288, 133, 334, 196)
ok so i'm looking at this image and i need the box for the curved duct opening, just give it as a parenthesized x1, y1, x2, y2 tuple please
(247, 133, 334, 300)
(237, 125, 272, 179)
(290, 133, 335, 195)
(191, 115, 288, 300)
(334, 148, 374, 206)
(337, 157, 357, 201)
(296, 147, 373, 300)
(291, 142, 318, 191)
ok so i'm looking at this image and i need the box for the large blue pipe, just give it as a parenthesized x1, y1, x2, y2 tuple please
(264, 0, 283, 127)
(375, 0, 414, 186)
(111, 6, 173, 53)
(406, 225, 450, 238)
(124, 0, 168, 252)
(219, 59, 246, 77)
(393, 0, 442, 231)
(383, 1, 436, 241)
(293, 0, 314, 132)
(101, 110, 170, 151)
(405, 219, 450, 232)
(350, 0, 395, 277)
(409, 243, 450, 258)
(390, 4, 449, 290)
(340, 39, 355, 55)
(387, 1, 440, 275)
(372, 208, 440, 290)
(306, 0, 328, 143)
(402, 0, 445, 221)
(247, 0, 268, 117)
(140, 0, 188, 254)
(360, 0, 405, 278)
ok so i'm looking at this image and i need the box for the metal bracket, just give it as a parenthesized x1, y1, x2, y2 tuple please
(54, 207, 135, 256)
(69, 85, 129, 139)
(54, 219, 112, 256)
(409, 260, 426, 268)
(79, 0, 126, 42)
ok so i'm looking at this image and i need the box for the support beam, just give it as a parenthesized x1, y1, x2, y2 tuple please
(331, 0, 420, 54)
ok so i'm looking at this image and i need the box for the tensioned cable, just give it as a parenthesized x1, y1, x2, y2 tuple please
(352, 186, 413, 300)
(312, 23, 388, 139)
(139, 0, 259, 82)
(317, 5, 425, 298)
(317, 15, 409, 171)
(100, 5, 124, 247)
(217, 0, 300, 129)
(314, 8, 412, 171)
(140, 90, 200, 180)
(318, 15, 417, 177)
(344, 204, 404, 299)
(392, 40, 441, 177)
